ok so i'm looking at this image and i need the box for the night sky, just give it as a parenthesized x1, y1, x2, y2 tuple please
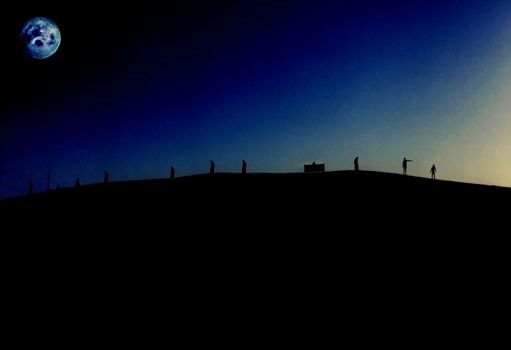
(2, 0, 511, 198)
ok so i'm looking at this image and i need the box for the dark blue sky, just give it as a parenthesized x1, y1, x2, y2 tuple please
(2, 0, 511, 198)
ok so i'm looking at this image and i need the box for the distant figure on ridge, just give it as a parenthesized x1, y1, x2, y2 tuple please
(170, 166, 175, 179)
(430, 164, 437, 179)
(75, 177, 80, 187)
(28, 180, 33, 195)
(242, 160, 247, 174)
(210, 160, 215, 174)
(354, 156, 359, 171)
(104, 170, 109, 184)
(402, 157, 412, 175)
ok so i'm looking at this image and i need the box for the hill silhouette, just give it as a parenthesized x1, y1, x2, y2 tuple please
(2, 170, 507, 339)
(4, 169, 508, 274)
(2, 170, 509, 226)
(3, 169, 509, 262)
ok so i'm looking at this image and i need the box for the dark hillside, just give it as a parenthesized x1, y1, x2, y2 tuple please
(1, 171, 507, 341)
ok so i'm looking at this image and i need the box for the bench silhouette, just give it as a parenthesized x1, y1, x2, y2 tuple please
(304, 163, 325, 173)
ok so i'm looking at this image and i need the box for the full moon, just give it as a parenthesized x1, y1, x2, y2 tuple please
(20, 17, 61, 59)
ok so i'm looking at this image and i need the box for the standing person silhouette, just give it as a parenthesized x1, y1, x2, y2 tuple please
(402, 158, 412, 175)
(242, 160, 247, 174)
(354, 156, 359, 171)
(430, 164, 437, 179)
(210, 160, 215, 174)
(170, 166, 175, 179)
(75, 177, 80, 187)
(28, 180, 33, 195)
(104, 170, 109, 184)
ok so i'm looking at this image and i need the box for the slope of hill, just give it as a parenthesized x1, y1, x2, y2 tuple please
(2, 170, 507, 334)
(2, 170, 509, 226)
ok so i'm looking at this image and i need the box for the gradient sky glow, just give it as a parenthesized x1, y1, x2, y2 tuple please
(2, 0, 511, 198)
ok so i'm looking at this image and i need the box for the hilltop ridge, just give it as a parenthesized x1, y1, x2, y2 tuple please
(2, 170, 508, 225)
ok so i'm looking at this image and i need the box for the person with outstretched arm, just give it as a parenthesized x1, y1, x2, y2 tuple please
(402, 158, 412, 175)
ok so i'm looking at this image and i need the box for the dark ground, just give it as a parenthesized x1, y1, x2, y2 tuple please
(2, 170, 508, 251)
(1, 171, 507, 343)
(2, 170, 509, 223)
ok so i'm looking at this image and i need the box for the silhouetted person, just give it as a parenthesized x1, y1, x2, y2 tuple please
(430, 164, 437, 179)
(210, 160, 215, 174)
(75, 177, 80, 187)
(104, 170, 109, 184)
(354, 157, 359, 171)
(170, 166, 175, 179)
(28, 180, 33, 195)
(402, 157, 412, 175)
(242, 160, 247, 174)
